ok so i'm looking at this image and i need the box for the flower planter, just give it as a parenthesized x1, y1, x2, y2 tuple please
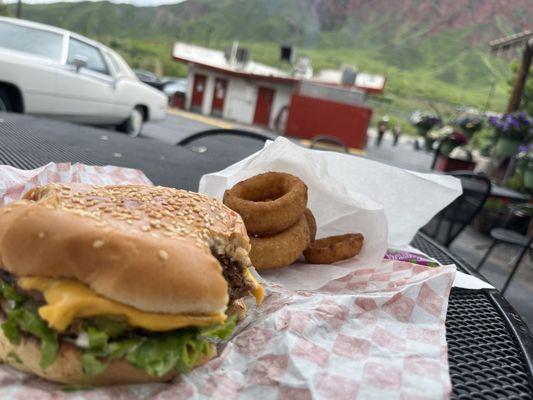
(524, 167, 533, 189)
(434, 155, 475, 172)
(495, 137, 520, 157)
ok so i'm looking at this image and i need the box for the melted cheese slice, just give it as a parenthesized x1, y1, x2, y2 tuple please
(18, 277, 226, 332)
(244, 268, 265, 304)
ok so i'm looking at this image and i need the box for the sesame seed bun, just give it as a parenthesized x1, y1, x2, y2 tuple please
(0, 184, 252, 315)
(0, 316, 216, 385)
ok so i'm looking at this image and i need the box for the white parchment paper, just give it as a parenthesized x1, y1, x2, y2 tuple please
(199, 137, 462, 290)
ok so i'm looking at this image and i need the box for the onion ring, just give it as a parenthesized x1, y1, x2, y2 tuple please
(223, 172, 308, 235)
(249, 215, 310, 270)
(303, 233, 364, 264)
(303, 208, 317, 242)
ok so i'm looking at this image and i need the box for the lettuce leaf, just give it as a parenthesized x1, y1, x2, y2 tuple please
(7, 303, 59, 369)
(1, 317, 21, 344)
(108, 337, 143, 359)
(200, 314, 237, 340)
(0, 280, 24, 303)
(88, 316, 128, 338)
(81, 352, 108, 378)
(87, 327, 108, 351)
(0, 280, 59, 369)
(80, 315, 238, 377)
(0, 279, 238, 377)
(124, 330, 211, 376)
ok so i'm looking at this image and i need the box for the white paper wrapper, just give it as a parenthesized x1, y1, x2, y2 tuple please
(199, 137, 462, 290)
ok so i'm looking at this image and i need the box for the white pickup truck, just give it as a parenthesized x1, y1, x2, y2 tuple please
(0, 17, 167, 136)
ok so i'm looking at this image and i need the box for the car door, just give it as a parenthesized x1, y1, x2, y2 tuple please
(0, 19, 63, 115)
(53, 36, 116, 124)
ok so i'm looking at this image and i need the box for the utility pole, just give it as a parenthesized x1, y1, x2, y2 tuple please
(489, 31, 533, 113)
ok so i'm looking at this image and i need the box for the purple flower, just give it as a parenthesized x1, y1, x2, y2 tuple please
(489, 112, 532, 139)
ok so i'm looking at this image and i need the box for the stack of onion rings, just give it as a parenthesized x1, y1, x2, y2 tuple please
(303, 233, 364, 264)
(223, 172, 310, 269)
(223, 172, 364, 269)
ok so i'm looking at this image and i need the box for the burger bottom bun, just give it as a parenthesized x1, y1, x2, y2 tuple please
(0, 320, 216, 386)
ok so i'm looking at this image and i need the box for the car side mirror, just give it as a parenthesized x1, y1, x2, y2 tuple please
(72, 55, 88, 73)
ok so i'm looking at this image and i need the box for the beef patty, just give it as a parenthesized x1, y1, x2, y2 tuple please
(212, 253, 253, 303)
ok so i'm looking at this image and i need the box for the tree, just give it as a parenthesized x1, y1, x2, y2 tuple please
(0, 0, 10, 16)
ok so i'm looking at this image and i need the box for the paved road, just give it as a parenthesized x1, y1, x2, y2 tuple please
(364, 129, 434, 173)
(142, 111, 436, 173)
(142, 112, 213, 145)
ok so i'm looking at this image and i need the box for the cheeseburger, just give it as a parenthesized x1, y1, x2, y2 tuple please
(0, 184, 263, 385)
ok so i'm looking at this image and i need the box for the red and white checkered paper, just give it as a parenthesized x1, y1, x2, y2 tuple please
(0, 162, 152, 206)
(0, 164, 456, 399)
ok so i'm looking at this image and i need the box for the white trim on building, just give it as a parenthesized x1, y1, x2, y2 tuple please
(186, 65, 295, 129)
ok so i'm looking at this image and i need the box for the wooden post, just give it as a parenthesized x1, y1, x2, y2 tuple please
(507, 38, 533, 113)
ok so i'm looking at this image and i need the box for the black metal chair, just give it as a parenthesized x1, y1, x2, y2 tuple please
(476, 203, 533, 294)
(309, 135, 349, 153)
(421, 171, 492, 247)
(177, 128, 277, 147)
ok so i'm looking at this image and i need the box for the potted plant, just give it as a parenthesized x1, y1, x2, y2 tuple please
(409, 110, 441, 151)
(488, 112, 531, 157)
(456, 113, 484, 139)
(428, 126, 469, 156)
(435, 145, 475, 172)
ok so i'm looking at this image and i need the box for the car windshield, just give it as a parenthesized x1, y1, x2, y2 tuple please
(0, 20, 63, 62)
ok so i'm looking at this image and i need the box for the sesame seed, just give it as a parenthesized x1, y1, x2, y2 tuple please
(158, 250, 169, 260)
(37, 232, 45, 239)
(93, 240, 105, 249)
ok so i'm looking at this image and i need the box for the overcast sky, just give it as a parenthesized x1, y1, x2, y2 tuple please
(4, 0, 185, 5)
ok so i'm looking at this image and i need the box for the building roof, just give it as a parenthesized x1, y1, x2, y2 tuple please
(172, 42, 298, 85)
(172, 42, 386, 93)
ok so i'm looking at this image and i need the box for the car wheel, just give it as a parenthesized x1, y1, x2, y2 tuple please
(0, 89, 13, 112)
(117, 107, 144, 137)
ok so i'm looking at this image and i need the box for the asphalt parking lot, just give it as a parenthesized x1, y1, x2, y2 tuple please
(142, 110, 436, 173)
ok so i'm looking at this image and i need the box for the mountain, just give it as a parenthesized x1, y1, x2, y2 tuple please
(11, 0, 533, 113)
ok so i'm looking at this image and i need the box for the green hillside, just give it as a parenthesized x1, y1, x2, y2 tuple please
(9, 0, 533, 127)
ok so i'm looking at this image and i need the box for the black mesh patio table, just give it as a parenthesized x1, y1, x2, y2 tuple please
(0, 112, 532, 398)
